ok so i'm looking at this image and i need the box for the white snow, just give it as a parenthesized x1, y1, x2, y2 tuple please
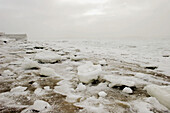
(122, 87, 133, 94)
(98, 91, 107, 97)
(34, 51, 61, 63)
(77, 61, 102, 83)
(144, 84, 170, 109)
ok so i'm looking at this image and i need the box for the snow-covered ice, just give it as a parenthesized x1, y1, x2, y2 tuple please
(0, 38, 170, 113)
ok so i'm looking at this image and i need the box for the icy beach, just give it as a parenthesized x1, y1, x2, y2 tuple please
(0, 38, 170, 113)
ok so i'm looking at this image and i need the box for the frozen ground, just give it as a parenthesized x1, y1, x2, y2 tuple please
(0, 38, 170, 113)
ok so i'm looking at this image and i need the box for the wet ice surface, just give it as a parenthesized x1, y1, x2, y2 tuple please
(0, 38, 170, 113)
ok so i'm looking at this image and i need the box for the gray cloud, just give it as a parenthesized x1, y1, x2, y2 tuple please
(0, 0, 169, 40)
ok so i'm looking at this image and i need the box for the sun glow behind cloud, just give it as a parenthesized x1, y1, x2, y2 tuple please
(0, 0, 170, 40)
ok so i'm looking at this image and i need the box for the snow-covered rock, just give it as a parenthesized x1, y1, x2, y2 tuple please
(22, 59, 39, 69)
(39, 67, 58, 77)
(21, 100, 51, 113)
(122, 87, 133, 94)
(76, 83, 86, 92)
(34, 51, 61, 63)
(77, 61, 102, 83)
(98, 91, 107, 97)
(144, 84, 170, 109)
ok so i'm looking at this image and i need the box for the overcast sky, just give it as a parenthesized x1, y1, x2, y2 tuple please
(0, 0, 170, 40)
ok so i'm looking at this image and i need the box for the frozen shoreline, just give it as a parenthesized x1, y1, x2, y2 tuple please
(0, 39, 170, 113)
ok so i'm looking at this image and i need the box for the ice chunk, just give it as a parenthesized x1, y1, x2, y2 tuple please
(122, 87, 133, 94)
(144, 84, 170, 109)
(131, 100, 153, 113)
(10, 86, 28, 95)
(77, 61, 102, 83)
(145, 97, 169, 111)
(70, 55, 85, 61)
(103, 75, 135, 87)
(10, 86, 27, 92)
(21, 100, 51, 113)
(99, 59, 107, 66)
(44, 86, 52, 91)
(76, 83, 86, 92)
(34, 88, 45, 96)
(65, 94, 82, 103)
(39, 67, 58, 77)
(34, 51, 61, 63)
(22, 59, 39, 69)
(98, 91, 107, 97)
(2, 70, 14, 76)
